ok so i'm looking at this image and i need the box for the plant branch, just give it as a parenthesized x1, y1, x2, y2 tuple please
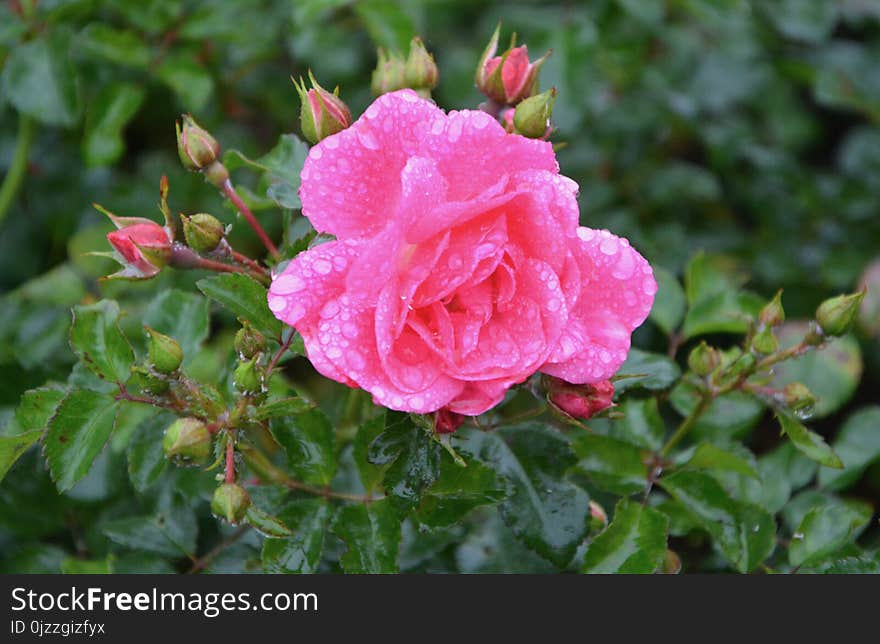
(187, 525, 249, 574)
(221, 179, 279, 259)
(283, 479, 381, 503)
(266, 331, 295, 377)
(660, 393, 711, 456)
(0, 113, 35, 226)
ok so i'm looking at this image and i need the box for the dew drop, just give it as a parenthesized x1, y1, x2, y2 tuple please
(272, 274, 305, 294)
(357, 128, 379, 150)
(320, 301, 340, 318)
(313, 258, 332, 275)
(599, 236, 618, 256)
(327, 346, 342, 359)
(324, 136, 339, 150)
(310, 146, 323, 160)
(448, 119, 463, 142)
(612, 249, 635, 279)
(268, 296, 286, 312)
(577, 227, 596, 242)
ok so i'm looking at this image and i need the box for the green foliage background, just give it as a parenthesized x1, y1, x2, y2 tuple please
(0, 0, 878, 574)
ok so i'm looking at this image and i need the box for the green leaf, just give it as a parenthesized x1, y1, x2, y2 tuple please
(251, 396, 312, 421)
(571, 433, 650, 495)
(1, 30, 80, 126)
(776, 411, 843, 469)
(685, 442, 759, 479)
(83, 82, 145, 167)
(615, 398, 666, 451)
(415, 455, 507, 527)
(0, 430, 43, 483)
(225, 135, 309, 210)
(671, 381, 763, 441)
(45, 390, 119, 492)
(456, 509, 557, 573)
(461, 425, 590, 567)
(61, 556, 113, 574)
(582, 498, 668, 574)
(682, 253, 761, 339)
(262, 499, 330, 573)
(649, 266, 686, 334)
(14, 386, 66, 432)
(789, 503, 872, 568)
(353, 413, 388, 493)
(819, 406, 880, 490)
(331, 499, 401, 573)
(660, 470, 775, 573)
(762, 0, 838, 44)
(78, 23, 153, 68)
(103, 495, 197, 557)
(197, 274, 282, 340)
(613, 349, 681, 394)
(143, 289, 211, 362)
(367, 412, 441, 513)
(270, 408, 336, 486)
(245, 505, 292, 538)
(770, 323, 862, 418)
(126, 412, 171, 493)
(69, 300, 134, 385)
(155, 53, 214, 110)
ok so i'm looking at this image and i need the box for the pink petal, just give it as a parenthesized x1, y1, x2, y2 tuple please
(541, 228, 656, 383)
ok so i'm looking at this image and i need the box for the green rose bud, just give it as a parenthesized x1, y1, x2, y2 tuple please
(783, 382, 816, 412)
(816, 291, 866, 337)
(211, 483, 250, 525)
(233, 357, 262, 393)
(751, 326, 778, 354)
(234, 323, 266, 359)
(371, 48, 407, 96)
(404, 37, 439, 93)
(182, 213, 225, 253)
(145, 326, 183, 373)
(176, 114, 220, 172)
(688, 341, 721, 377)
(759, 290, 785, 327)
(294, 72, 352, 145)
(162, 418, 212, 465)
(513, 88, 555, 139)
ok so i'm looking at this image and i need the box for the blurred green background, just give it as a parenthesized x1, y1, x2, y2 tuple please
(1, 0, 879, 572)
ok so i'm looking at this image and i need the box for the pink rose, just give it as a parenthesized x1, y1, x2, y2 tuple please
(268, 90, 656, 415)
(106, 218, 172, 279)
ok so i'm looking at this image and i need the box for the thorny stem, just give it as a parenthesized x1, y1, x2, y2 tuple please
(115, 384, 199, 418)
(187, 525, 249, 574)
(0, 114, 35, 226)
(192, 254, 270, 285)
(266, 331, 295, 378)
(231, 249, 269, 276)
(225, 433, 236, 483)
(221, 179, 279, 259)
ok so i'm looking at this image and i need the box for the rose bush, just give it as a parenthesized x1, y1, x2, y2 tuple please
(268, 90, 656, 415)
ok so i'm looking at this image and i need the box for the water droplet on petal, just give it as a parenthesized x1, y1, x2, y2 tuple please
(314, 258, 332, 275)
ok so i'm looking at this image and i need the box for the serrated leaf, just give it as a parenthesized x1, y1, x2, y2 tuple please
(353, 414, 388, 493)
(685, 442, 759, 479)
(650, 266, 686, 334)
(1, 30, 80, 126)
(69, 300, 134, 384)
(0, 430, 43, 482)
(14, 386, 66, 432)
(461, 425, 590, 567)
(671, 381, 763, 441)
(251, 397, 312, 421)
(331, 499, 400, 573)
(224, 134, 309, 210)
(126, 412, 171, 492)
(367, 413, 441, 513)
(155, 53, 213, 110)
(262, 499, 330, 573)
(143, 289, 210, 362)
(616, 397, 666, 451)
(660, 470, 775, 572)
(45, 390, 119, 492)
(571, 433, 650, 495)
(83, 82, 145, 167)
(197, 274, 282, 340)
(819, 406, 880, 490)
(776, 411, 843, 469)
(270, 408, 336, 486)
(789, 503, 872, 568)
(614, 349, 681, 394)
(415, 454, 507, 527)
(246, 505, 292, 538)
(103, 495, 197, 557)
(583, 498, 668, 574)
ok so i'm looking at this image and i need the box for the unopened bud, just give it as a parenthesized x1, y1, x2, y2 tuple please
(211, 483, 250, 525)
(163, 418, 212, 465)
(688, 341, 721, 377)
(783, 382, 816, 412)
(404, 37, 439, 93)
(857, 260, 880, 336)
(146, 326, 183, 373)
(371, 48, 407, 96)
(759, 290, 785, 327)
(434, 408, 465, 434)
(294, 72, 352, 145)
(751, 326, 778, 355)
(816, 291, 866, 337)
(131, 365, 169, 395)
(176, 114, 220, 171)
(476, 24, 550, 105)
(233, 357, 262, 393)
(547, 377, 615, 420)
(234, 323, 266, 359)
(182, 213, 225, 253)
(513, 88, 555, 138)
(589, 500, 608, 525)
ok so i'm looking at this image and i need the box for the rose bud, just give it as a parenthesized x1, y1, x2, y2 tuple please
(146, 326, 183, 374)
(404, 37, 439, 95)
(211, 483, 250, 525)
(547, 377, 615, 420)
(233, 356, 262, 393)
(688, 341, 721, 377)
(476, 24, 550, 105)
(371, 48, 407, 96)
(176, 114, 220, 171)
(131, 365, 169, 395)
(434, 408, 466, 434)
(500, 107, 515, 132)
(783, 382, 816, 412)
(182, 212, 225, 253)
(293, 72, 352, 145)
(513, 87, 555, 139)
(759, 290, 785, 327)
(99, 206, 173, 279)
(234, 323, 266, 359)
(816, 290, 866, 337)
(163, 418, 212, 465)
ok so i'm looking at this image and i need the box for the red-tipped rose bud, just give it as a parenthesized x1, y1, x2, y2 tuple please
(176, 114, 220, 171)
(547, 377, 615, 420)
(371, 48, 407, 96)
(99, 206, 173, 280)
(404, 37, 439, 95)
(513, 87, 555, 138)
(476, 24, 550, 105)
(434, 408, 465, 434)
(294, 72, 352, 145)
